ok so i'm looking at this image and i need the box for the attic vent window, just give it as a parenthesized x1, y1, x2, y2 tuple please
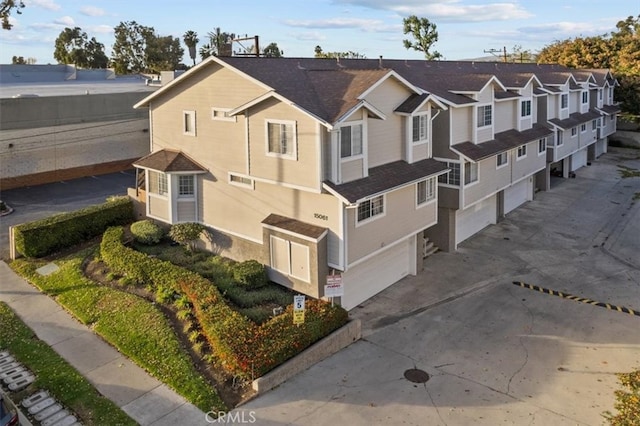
(212, 107, 236, 122)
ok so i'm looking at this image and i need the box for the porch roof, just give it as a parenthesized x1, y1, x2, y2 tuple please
(549, 110, 603, 130)
(262, 214, 327, 240)
(451, 123, 553, 162)
(599, 104, 621, 115)
(133, 149, 207, 173)
(324, 158, 448, 204)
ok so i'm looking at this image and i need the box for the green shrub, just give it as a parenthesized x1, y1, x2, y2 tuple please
(232, 260, 268, 289)
(14, 196, 133, 258)
(130, 220, 163, 245)
(169, 222, 206, 251)
(100, 226, 349, 379)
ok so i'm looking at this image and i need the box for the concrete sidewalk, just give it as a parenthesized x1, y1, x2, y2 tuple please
(0, 260, 207, 426)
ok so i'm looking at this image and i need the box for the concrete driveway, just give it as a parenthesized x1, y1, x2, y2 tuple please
(238, 148, 640, 425)
(0, 170, 135, 260)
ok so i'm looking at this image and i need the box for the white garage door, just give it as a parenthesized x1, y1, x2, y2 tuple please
(504, 178, 532, 215)
(596, 139, 606, 157)
(341, 237, 411, 310)
(456, 194, 496, 246)
(571, 148, 587, 171)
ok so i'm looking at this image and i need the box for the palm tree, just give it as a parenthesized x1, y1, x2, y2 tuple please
(182, 30, 199, 66)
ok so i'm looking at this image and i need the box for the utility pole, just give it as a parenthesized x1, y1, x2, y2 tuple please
(232, 35, 260, 57)
(484, 46, 508, 63)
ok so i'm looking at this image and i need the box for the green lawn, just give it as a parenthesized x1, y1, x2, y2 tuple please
(10, 247, 226, 413)
(0, 302, 136, 426)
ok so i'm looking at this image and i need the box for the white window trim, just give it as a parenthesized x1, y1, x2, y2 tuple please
(520, 99, 532, 118)
(355, 194, 386, 227)
(580, 123, 587, 133)
(463, 161, 479, 187)
(538, 138, 547, 156)
(476, 104, 492, 129)
(571, 127, 577, 137)
(338, 120, 365, 162)
(148, 170, 169, 198)
(581, 91, 588, 105)
(560, 94, 569, 111)
(183, 110, 196, 136)
(228, 172, 255, 189)
(265, 119, 297, 160)
(556, 131, 564, 146)
(516, 145, 527, 161)
(436, 159, 461, 188)
(416, 177, 437, 209)
(496, 152, 509, 169)
(412, 113, 429, 145)
(211, 107, 237, 122)
(177, 174, 195, 199)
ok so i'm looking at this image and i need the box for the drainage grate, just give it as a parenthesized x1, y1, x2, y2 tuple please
(404, 368, 430, 383)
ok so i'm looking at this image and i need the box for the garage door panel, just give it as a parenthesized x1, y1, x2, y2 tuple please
(341, 238, 410, 310)
(571, 149, 587, 171)
(504, 178, 532, 215)
(456, 194, 496, 245)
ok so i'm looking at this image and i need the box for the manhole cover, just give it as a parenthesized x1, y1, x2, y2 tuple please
(404, 368, 430, 383)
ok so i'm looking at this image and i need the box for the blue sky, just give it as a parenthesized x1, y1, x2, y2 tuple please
(0, 0, 635, 65)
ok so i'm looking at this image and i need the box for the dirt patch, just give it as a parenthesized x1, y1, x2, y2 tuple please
(83, 257, 254, 408)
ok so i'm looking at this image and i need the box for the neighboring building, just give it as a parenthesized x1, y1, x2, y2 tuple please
(131, 57, 619, 310)
(0, 64, 156, 190)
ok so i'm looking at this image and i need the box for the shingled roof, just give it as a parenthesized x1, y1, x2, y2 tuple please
(324, 158, 448, 203)
(262, 214, 327, 240)
(599, 104, 621, 115)
(548, 110, 603, 130)
(451, 124, 553, 162)
(133, 149, 207, 172)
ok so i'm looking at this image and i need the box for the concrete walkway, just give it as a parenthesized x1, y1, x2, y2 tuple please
(0, 261, 207, 426)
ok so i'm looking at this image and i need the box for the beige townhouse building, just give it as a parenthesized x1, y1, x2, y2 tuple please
(131, 57, 619, 310)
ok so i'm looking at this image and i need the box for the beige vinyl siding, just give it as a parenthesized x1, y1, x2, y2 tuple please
(438, 186, 459, 209)
(248, 97, 319, 189)
(552, 129, 580, 160)
(600, 115, 616, 138)
(477, 85, 494, 104)
(477, 126, 493, 143)
(581, 123, 598, 148)
(495, 100, 516, 133)
(347, 184, 437, 262)
(569, 91, 580, 114)
(363, 78, 408, 167)
(341, 158, 364, 182)
(148, 196, 169, 221)
(149, 63, 264, 174)
(512, 141, 546, 182)
(547, 95, 557, 119)
(199, 176, 338, 244)
(451, 108, 472, 144)
(463, 157, 510, 208)
(432, 112, 457, 159)
(412, 142, 428, 162)
(177, 200, 197, 222)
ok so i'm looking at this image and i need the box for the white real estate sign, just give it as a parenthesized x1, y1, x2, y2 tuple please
(325, 274, 344, 297)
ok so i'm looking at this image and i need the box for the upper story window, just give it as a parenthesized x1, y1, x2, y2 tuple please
(580, 123, 587, 133)
(556, 131, 564, 146)
(464, 162, 478, 185)
(602, 115, 607, 125)
(183, 110, 196, 136)
(581, 91, 588, 105)
(598, 89, 603, 101)
(178, 175, 195, 198)
(520, 100, 532, 118)
(211, 107, 236, 122)
(561, 94, 568, 109)
(267, 120, 296, 158)
(438, 162, 461, 186)
(592, 119, 598, 130)
(571, 127, 577, 137)
(357, 195, 384, 223)
(477, 105, 492, 128)
(416, 177, 436, 206)
(517, 145, 527, 160)
(497, 152, 508, 168)
(412, 114, 428, 143)
(340, 123, 363, 159)
(148, 170, 168, 196)
(538, 138, 546, 154)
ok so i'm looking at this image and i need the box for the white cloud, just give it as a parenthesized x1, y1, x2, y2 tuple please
(334, 0, 533, 22)
(24, 0, 61, 11)
(80, 6, 106, 17)
(290, 31, 326, 41)
(54, 16, 75, 26)
(88, 24, 114, 34)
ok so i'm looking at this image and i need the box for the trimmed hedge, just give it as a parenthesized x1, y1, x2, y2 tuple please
(14, 196, 133, 258)
(100, 226, 349, 379)
(130, 220, 164, 245)
(232, 260, 268, 290)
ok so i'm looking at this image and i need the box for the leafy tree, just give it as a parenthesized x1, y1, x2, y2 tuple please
(145, 34, 184, 73)
(1, 0, 24, 30)
(169, 223, 205, 251)
(111, 21, 155, 74)
(262, 42, 282, 58)
(507, 45, 534, 63)
(402, 15, 442, 60)
(183, 30, 199, 66)
(53, 27, 108, 68)
(537, 15, 640, 115)
(314, 45, 366, 59)
(11, 55, 25, 64)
